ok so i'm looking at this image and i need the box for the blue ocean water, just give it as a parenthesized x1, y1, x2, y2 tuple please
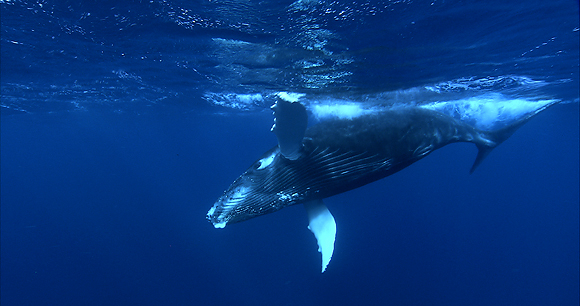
(1, 0, 578, 305)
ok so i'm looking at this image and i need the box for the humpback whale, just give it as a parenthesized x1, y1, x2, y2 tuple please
(207, 96, 556, 272)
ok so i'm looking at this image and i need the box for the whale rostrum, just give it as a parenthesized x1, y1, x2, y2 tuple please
(207, 97, 557, 272)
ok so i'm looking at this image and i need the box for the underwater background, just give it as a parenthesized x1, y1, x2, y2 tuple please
(1, 0, 579, 305)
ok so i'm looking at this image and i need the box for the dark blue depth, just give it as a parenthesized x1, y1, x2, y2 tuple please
(1, 0, 578, 305)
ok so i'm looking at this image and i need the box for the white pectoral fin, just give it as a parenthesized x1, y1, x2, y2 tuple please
(304, 199, 336, 273)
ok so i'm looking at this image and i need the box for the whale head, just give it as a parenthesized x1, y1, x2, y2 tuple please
(206, 147, 305, 228)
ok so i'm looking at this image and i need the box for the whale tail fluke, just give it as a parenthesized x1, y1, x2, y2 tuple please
(470, 100, 558, 174)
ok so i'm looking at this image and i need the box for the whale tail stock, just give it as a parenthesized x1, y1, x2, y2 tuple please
(470, 100, 558, 174)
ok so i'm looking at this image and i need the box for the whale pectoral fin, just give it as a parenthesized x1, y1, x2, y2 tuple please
(304, 199, 336, 273)
(271, 98, 308, 160)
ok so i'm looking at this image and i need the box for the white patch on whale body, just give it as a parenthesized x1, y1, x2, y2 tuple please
(277, 192, 299, 202)
(276, 91, 305, 102)
(257, 152, 276, 170)
(311, 102, 377, 120)
(422, 94, 557, 130)
(214, 220, 227, 229)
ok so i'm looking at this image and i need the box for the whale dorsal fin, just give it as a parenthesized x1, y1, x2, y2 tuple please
(271, 97, 307, 160)
(304, 199, 336, 273)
